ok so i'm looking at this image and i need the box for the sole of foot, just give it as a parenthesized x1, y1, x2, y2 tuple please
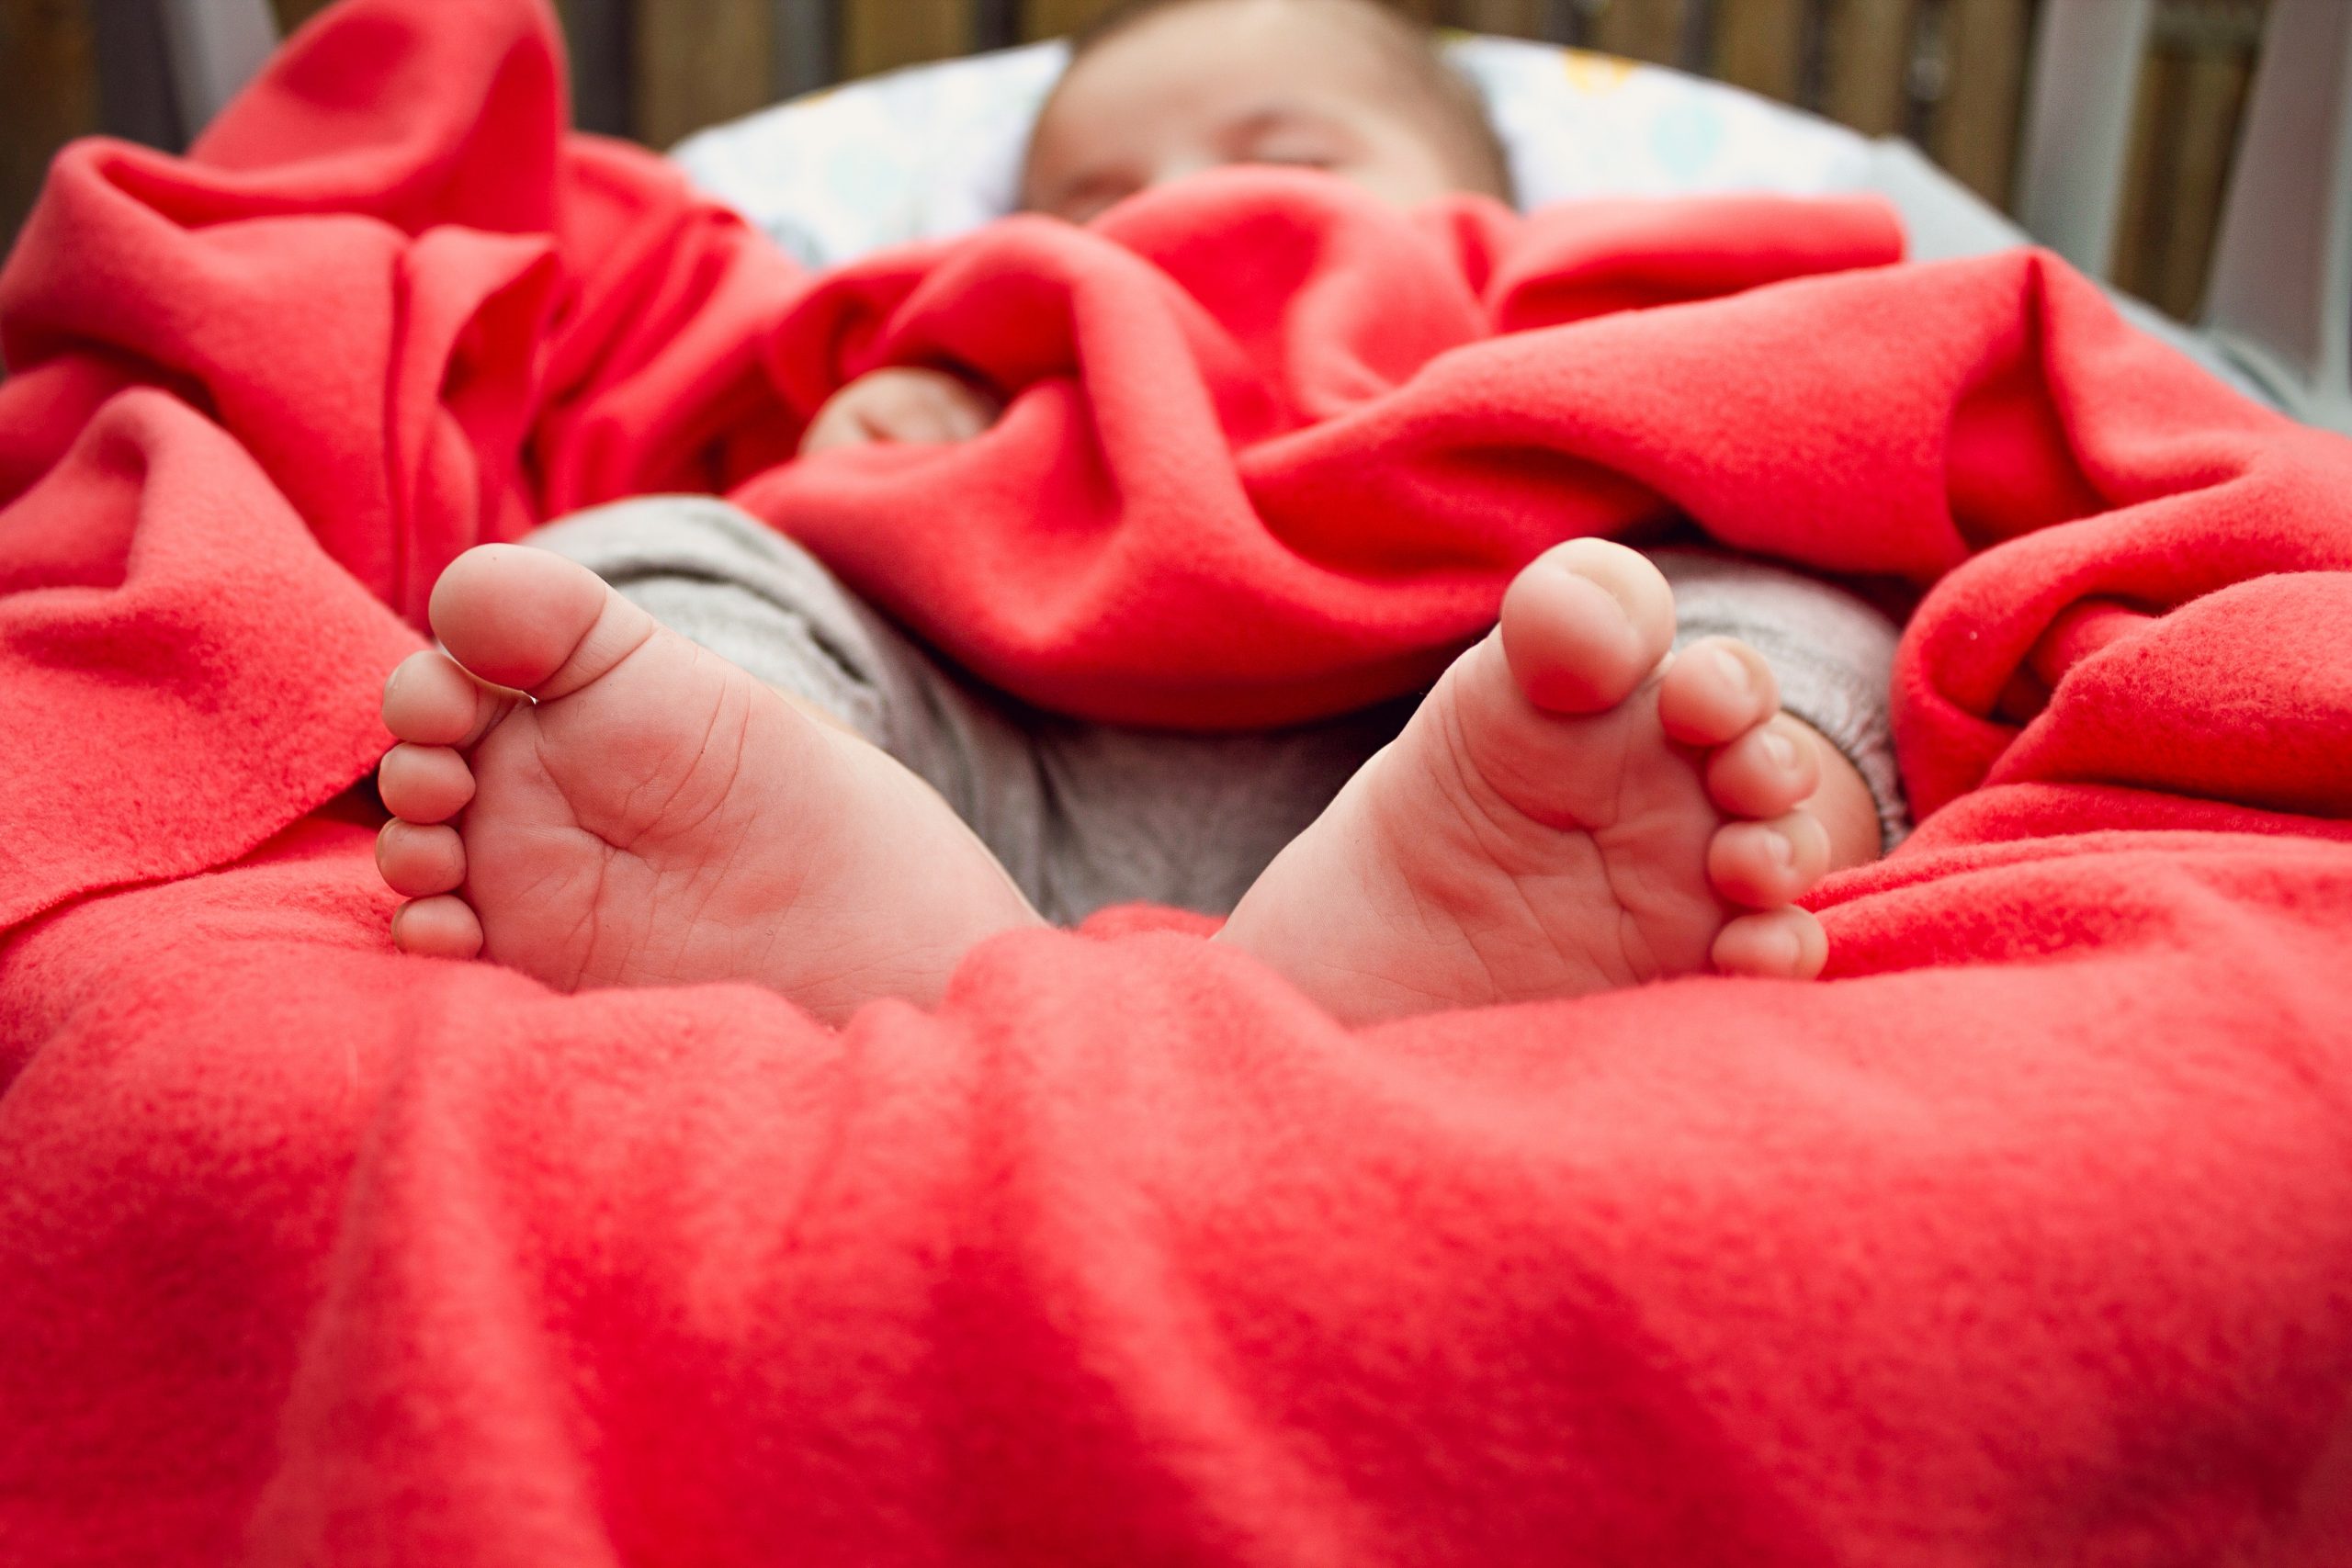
(374, 544, 1041, 1022)
(1216, 537, 1838, 1025)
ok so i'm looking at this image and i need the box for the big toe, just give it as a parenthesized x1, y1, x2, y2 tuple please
(1498, 538, 1676, 715)
(429, 544, 654, 700)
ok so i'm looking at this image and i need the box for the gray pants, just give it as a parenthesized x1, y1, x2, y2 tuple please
(533, 498, 1906, 925)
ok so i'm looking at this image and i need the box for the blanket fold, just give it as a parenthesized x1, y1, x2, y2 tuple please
(3, 1, 2350, 1562)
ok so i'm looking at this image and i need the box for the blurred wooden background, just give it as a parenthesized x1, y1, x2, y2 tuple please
(1, 0, 2274, 320)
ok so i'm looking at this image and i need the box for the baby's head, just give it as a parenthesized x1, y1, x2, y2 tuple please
(1021, 0, 1512, 224)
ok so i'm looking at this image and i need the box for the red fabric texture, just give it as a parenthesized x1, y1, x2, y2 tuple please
(4, 1, 2352, 1562)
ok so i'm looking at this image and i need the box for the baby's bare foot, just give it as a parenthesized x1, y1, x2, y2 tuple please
(1216, 539, 1837, 1025)
(374, 545, 1040, 1021)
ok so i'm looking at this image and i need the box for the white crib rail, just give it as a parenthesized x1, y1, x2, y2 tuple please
(2201, 0, 2352, 434)
(152, 0, 278, 141)
(2012, 0, 2154, 284)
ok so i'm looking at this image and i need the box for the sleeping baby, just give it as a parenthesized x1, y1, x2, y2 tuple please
(368, 0, 1906, 1025)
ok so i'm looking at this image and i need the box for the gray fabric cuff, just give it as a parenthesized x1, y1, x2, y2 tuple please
(526, 495, 900, 750)
(1654, 547, 1910, 852)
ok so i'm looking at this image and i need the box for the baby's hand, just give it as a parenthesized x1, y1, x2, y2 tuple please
(799, 367, 1001, 455)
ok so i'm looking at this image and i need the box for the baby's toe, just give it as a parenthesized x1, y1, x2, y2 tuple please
(1706, 810, 1831, 908)
(390, 895, 484, 960)
(383, 649, 509, 747)
(377, 819, 467, 897)
(377, 743, 477, 825)
(1658, 637, 1779, 746)
(1704, 715, 1820, 819)
(430, 544, 651, 701)
(1498, 538, 1676, 714)
(1711, 908, 1827, 979)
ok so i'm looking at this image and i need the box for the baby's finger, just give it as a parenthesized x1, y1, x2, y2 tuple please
(916, 377, 1001, 441)
(876, 395, 965, 445)
(801, 369, 1000, 454)
(798, 395, 873, 455)
(866, 371, 998, 444)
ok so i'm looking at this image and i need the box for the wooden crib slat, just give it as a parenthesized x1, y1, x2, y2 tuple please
(1021, 0, 1117, 40)
(1928, 0, 2029, 205)
(1715, 0, 1809, 105)
(2111, 23, 2256, 321)
(971, 0, 1022, 51)
(1821, 0, 1915, 134)
(1588, 0, 1697, 70)
(1452, 1, 1549, 39)
(1, 0, 99, 268)
(843, 0, 970, 76)
(561, 0, 634, 135)
(636, 0, 775, 147)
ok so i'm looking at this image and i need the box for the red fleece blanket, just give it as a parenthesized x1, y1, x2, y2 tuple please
(5, 1, 2352, 1562)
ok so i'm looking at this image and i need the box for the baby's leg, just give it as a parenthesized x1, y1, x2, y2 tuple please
(374, 536, 1042, 1022)
(1216, 540, 1894, 1025)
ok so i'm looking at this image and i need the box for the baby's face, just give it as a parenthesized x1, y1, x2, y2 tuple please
(1022, 0, 1479, 225)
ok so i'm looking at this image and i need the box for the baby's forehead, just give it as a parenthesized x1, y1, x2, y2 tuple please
(1061, 17, 1448, 150)
(1055, 0, 1427, 97)
(1022, 0, 1510, 206)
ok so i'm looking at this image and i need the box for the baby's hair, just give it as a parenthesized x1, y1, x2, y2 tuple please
(1061, 0, 1514, 201)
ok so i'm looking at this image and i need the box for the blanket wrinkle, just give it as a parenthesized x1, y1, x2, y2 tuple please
(0, 393, 422, 931)
(4, 0, 2352, 1563)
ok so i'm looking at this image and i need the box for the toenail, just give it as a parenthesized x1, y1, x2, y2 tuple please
(1760, 730, 1798, 770)
(1764, 830, 1795, 869)
(1711, 646, 1751, 694)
